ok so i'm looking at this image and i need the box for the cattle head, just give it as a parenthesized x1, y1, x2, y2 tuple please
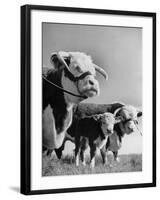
(51, 51, 108, 100)
(114, 105, 142, 135)
(93, 112, 122, 136)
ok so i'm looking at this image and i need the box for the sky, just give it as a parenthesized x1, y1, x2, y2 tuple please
(42, 23, 142, 154)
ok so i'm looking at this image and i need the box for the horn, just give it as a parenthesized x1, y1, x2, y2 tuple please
(57, 51, 71, 72)
(94, 64, 108, 80)
(114, 107, 122, 117)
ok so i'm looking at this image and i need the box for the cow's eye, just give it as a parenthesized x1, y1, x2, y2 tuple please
(75, 65, 82, 73)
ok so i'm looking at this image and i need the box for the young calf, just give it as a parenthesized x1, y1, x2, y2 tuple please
(100, 105, 142, 165)
(54, 102, 124, 159)
(74, 113, 121, 168)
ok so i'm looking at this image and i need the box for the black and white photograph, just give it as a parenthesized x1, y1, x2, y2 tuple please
(20, 5, 156, 194)
(1, 0, 160, 199)
(42, 23, 143, 176)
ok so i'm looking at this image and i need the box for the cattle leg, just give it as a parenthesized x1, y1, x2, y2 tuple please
(46, 149, 55, 160)
(113, 151, 120, 162)
(100, 146, 108, 165)
(75, 137, 81, 166)
(42, 146, 48, 155)
(42, 146, 54, 159)
(54, 132, 75, 159)
(80, 137, 88, 166)
(80, 150, 85, 166)
(90, 143, 97, 168)
(55, 142, 65, 159)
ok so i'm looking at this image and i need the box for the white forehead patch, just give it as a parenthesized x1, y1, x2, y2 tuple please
(102, 113, 115, 124)
(69, 52, 96, 76)
(122, 105, 137, 119)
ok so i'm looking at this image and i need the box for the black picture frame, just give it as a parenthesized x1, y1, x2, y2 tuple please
(21, 4, 156, 195)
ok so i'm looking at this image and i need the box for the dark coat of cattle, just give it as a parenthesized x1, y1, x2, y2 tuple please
(73, 102, 124, 118)
(43, 68, 73, 150)
(54, 102, 124, 159)
(74, 112, 121, 168)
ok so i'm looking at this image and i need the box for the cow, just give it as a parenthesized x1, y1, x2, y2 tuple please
(43, 52, 108, 152)
(100, 105, 142, 165)
(74, 112, 122, 168)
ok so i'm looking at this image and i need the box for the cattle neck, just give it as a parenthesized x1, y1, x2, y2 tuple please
(43, 75, 87, 99)
(106, 123, 123, 150)
(114, 123, 124, 142)
(43, 69, 74, 132)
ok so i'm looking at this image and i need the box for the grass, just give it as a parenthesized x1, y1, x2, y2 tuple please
(42, 153, 142, 176)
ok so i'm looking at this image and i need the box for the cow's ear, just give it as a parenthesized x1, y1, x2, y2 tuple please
(115, 116, 123, 124)
(137, 111, 142, 118)
(50, 52, 71, 69)
(93, 114, 101, 121)
(50, 53, 60, 69)
(64, 56, 71, 66)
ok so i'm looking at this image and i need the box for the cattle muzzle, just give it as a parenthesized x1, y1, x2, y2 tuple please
(107, 129, 114, 135)
(122, 118, 142, 135)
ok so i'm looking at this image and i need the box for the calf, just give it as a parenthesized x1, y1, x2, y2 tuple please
(54, 102, 124, 159)
(74, 113, 122, 168)
(100, 105, 142, 165)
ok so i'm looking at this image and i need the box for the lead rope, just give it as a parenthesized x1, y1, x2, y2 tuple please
(42, 75, 86, 99)
(135, 124, 142, 136)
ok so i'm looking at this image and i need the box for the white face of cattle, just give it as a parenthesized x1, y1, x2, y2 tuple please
(94, 113, 121, 136)
(51, 51, 108, 99)
(68, 52, 96, 77)
(69, 53, 99, 97)
(117, 105, 142, 135)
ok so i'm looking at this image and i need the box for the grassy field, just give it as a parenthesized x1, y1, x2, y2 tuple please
(42, 153, 142, 176)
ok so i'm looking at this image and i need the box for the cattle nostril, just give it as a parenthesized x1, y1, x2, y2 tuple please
(107, 129, 113, 134)
(88, 80, 94, 85)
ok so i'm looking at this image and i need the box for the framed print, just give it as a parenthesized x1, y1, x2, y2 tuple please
(21, 4, 156, 195)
